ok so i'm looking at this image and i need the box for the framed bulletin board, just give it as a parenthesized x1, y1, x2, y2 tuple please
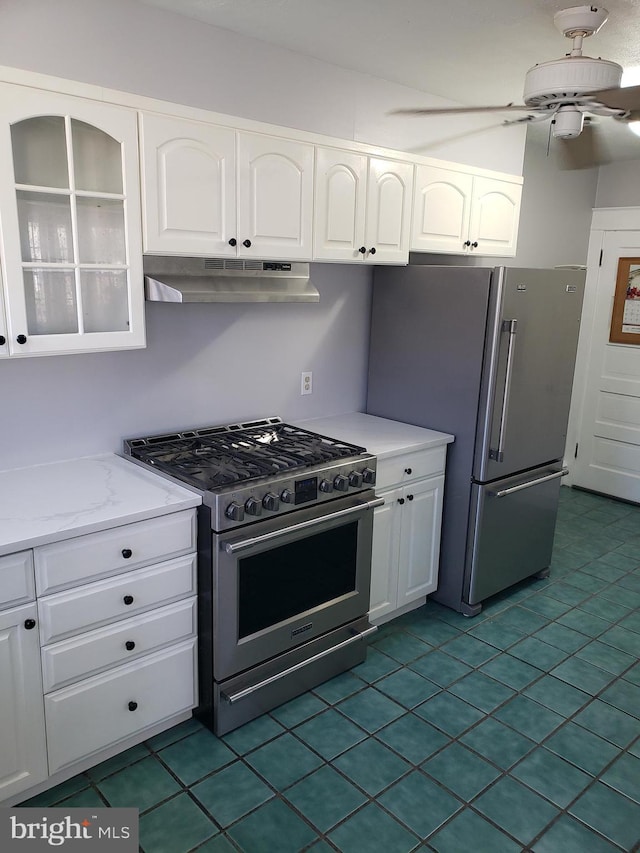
(609, 257, 640, 345)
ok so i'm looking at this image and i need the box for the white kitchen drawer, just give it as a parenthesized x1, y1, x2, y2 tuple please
(45, 639, 197, 773)
(0, 551, 35, 610)
(41, 596, 197, 692)
(37, 554, 197, 644)
(375, 446, 447, 491)
(35, 509, 197, 595)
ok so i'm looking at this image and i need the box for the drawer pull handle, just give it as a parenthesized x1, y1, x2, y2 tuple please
(123, 595, 134, 606)
(24, 618, 36, 630)
(121, 548, 133, 559)
(128, 701, 138, 712)
(125, 640, 136, 651)
(404, 468, 412, 475)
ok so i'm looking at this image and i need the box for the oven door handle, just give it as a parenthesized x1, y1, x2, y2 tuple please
(222, 497, 385, 555)
(221, 624, 379, 704)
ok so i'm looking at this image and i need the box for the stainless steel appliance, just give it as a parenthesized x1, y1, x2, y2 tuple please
(124, 417, 380, 734)
(367, 265, 585, 616)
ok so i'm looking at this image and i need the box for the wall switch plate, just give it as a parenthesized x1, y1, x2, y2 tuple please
(301, 371, 313, 395)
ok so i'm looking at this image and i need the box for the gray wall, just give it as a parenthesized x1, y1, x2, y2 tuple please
(595, 161, 640, 207)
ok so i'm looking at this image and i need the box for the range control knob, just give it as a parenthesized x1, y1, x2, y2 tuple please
(362, 467, 376, 485)
(225, 501, 245, 522)
(262, 492, 280, 512)
(334, 474, 349, 492)
(319, 479, 333, 493)
(280, 488, 294, 503)
(245, 497, 262, 516)
(348, 471, 364, 488)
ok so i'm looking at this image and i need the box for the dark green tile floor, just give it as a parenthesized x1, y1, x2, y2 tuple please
(21, 486, 640, 852)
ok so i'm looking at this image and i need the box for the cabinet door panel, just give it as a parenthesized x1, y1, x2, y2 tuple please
(0, 603, 48, 800)
(365, 158, 413, 263)
(0, 83, 144, 356)
(237, 133, 313, 260)
(469, 176, 521, 257)
(397, 477, 444, 605)
(411, 165, 472, 254)
(369, 491, 402, 623)
(314, 148, 367, 261)
(140, 113, 236, 255)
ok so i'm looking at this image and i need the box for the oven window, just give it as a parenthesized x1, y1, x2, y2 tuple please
(238, 521, 358, 639)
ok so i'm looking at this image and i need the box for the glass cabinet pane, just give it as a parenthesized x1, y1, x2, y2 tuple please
(81, 270, 129, 332)
(11, 117, 69, 188)
(76, 197, 126, 264)
(24, 269, 78, 335)
(72, 120, 123, 193)
(17, 191, 73, 263)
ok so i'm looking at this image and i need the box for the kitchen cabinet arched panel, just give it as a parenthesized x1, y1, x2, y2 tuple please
(411, 167, 473, 253)
(140, 113, 236, 256)
(0, 83, 144, 356)
(237, 133, 313, 260)
(469, 176, 522, 256)
(314, 148, 367, 261)
(364, 158, 413, 264)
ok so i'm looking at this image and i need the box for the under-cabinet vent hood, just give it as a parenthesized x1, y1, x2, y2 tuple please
(144, 256, 318, 303)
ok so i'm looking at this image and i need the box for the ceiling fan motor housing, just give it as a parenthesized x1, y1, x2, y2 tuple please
(523, 56, 622, 107)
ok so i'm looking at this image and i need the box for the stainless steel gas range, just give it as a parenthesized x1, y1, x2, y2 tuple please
(124, 416, 381, 735)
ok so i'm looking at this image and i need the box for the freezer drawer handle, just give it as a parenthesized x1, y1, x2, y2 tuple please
(488, 467, 569, 498)
(223, 497, 384, 554)
(220, 624, 378, 704)
(490, 318, 518, 463)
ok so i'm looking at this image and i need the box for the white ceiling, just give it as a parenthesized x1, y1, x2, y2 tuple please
(139, 0, 640, 161)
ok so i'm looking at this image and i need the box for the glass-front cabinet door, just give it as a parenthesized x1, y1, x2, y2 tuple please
(0, 84, 144, 356)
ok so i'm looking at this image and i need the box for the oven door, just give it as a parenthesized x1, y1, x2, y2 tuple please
(213, 490, 381, 681)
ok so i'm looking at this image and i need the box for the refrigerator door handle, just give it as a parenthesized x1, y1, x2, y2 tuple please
(490, 319, 518, 463)
(488, 467, 569, 498)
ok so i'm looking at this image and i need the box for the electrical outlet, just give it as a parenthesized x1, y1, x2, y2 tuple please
(301, 371, 313, 395)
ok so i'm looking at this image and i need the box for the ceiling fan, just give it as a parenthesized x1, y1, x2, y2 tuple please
(391, 5, 640, 167)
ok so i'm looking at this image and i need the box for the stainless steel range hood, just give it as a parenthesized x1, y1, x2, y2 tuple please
(144, 256, 318, 303)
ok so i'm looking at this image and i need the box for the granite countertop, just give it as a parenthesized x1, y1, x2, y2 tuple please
(294, 412, 454, 458)
(0, 454, 201, 556)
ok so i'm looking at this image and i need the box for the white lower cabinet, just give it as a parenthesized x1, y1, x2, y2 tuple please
(370, 447, 447, 624)
(0, 560, 48, 801)
(0, 507, 199, 805)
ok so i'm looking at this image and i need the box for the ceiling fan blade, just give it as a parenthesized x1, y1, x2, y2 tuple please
(388, 104, 535, 116)
(585, 84, 640, 111)
(554, 123, 609, 170)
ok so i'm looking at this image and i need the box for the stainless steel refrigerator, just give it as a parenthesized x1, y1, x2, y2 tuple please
(367, 265, 585, 616)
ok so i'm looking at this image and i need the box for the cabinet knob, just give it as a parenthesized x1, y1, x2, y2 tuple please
(404, 468, 412, 475)
(359, 246, 367, 254)
(471, 241, 478, 248)
(125, 640, 136, 651)
(407, 494, 414, 501)
(16, 334, 27, 345)
(369, 247, 377, 255)
(243, 239, 252, 248)
(0, 335, 5, 346)
(24, 618, 36, 630)
(123, 594, 134, 605)
(121, 548, 133, 559)
(128, 701, 138, 712)
(228, 238, 237, 246)
(397, 498, 405, 505)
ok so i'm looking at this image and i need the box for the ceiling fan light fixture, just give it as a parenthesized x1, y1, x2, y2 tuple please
(552, 107, 584, 138)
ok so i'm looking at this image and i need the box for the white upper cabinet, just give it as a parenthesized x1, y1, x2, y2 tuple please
(237, 132, 314, 260)
(411, 164, 522, 257)
(0, 84, 145, 357)
(140, 113, 236, 256)
(314, 148, 414, 264)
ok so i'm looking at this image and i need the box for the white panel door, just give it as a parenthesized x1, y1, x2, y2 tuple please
(469, 176, 521, 257)
(313, 147, 367, 262)
(410, 165, 473, 254)
(397, 476, 443, 606)
(368, 492, 401, 623)
(0, 603, 48, 801)
(571, 231, 640, 502)
(140, 113, 236, 256)
(237, 132, 313, 260)
(364, 157, 413, 264)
